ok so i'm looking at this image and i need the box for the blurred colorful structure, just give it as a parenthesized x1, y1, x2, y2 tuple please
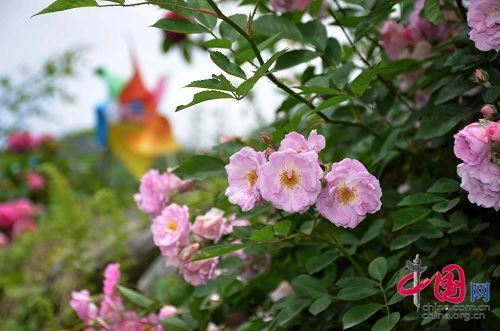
(95, 59, 179, 178)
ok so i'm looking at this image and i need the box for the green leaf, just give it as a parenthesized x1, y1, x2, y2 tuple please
(337, 277, 377, 288)
(274, 220, 292, 237)
(306, 250, 338, 274)
(236, 49, 287, 95)
(374, 129, 400, 163)
(253, 14, 302, 41)
(210, 51, 246, 79)
(360, 220, 385, 244)
(343, 303, 383, 329)
(188, 0, 217, 30)
(103, 0, 124, 4)
(392, 207, 431, 231)
(173, 155, 226, 180)
(398, 193, 446, 206)
(309, 295, 332, 315)
(330, 62, 354, 90)
(390, 233, 421, 250)
(432, 198, 460, 213)
(176, 90, 234, 111)
(371, 312, 400, 331)
(312, 95, 352, 113)
(34, 0, 97, 16)
(368, 257, 387, 281)
(427, 178, 460, 193)
(152, 18, 209, 34)
(274, 50, 320, 71)
(324, 38, 342, 66)
(337, 287, 379, 301)
(117, 286, 155, 308)
(250, 225, 274, 242)
(434, 79, 475, 105)
(186, 77, 235, 92)
(219, 14, 247, 41)
(201, 39, 232, 49)
(292, 275, 327, 299)
(424, 0, 445, 24)
(275, 297, 310, 326)
(350, 69, 377, 95)
(160, 317, 193, 331)
(299, 20, 327, 50)
(416, 105, 469, 139)
(192, 243, 246, 261)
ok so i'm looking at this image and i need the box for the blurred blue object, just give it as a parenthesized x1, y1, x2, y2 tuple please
(95, 101, 108, 148)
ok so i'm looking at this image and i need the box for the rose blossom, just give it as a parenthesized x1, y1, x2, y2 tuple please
(103, 263, 120, 296)
(27, 171, 45, 191)
(151, 204, 190, 258)
(257, 149, 323, 213)
(457, 161, 500, 210)
(486, 121, 500, 142)
(467, 0, 500, 52)
(481, 104, 496, 118)
(70, 290, 98, 323)
(279, 130, 326, 154)
(5, 132, 36, 153)
(381, 21, 413, 60)
(225, 147, 266, 212)
(134, 169, 171, 216)
(192, 208, 226, 242)
(222, 214, 249, 235)
(316, 158, 382, 228)
(271, 0, 313, 13)
(453, 123, 491, 165)
(270, 281, 294, 302)
(159, 305, 177, 320)
(179, 243, 219, 286)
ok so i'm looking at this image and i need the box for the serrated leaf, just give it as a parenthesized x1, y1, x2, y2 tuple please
(250, 225, 274, 242)
(368, 257, 387, 281)
(192, 243, 246, 261)
(176, 90, 234, 111)
(398, 193, 446, 206)
(219, 14, 247, 41)
(173, 155, 226, 180)
(309, 295, 332, 315)
(392, 207, 431, 231)
(34, 0, 98, 16)
(186, 77, 234, 92)
(253, 14, 302, 41)
(427, 178, 460, 193)
(371, 312, 400, 331)
(210, 51, 246, 79)
(343, 303, 383, 329)
(424, 0, 445, 24)
(274, 50, 320, 71)
(152, 18, 209, 34)
(117, 286, 155, 308)
(201, 39, 232, 49)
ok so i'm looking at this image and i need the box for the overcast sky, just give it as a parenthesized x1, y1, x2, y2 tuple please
(0, 1, 280, 148)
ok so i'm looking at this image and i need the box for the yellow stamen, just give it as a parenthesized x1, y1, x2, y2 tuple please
(337, 185, 356, 204)
(166, 219, 178, 232)
(279, 169, 300, 190)
(246, 169, 258, 188)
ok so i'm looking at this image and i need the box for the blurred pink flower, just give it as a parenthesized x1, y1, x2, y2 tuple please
(279, 130, 326, 154)
(481, 104, 496, 118)
(219, 134, 240, 144)
(192, 208, 226, 242)
(6, 132, 36, 153)
(381, 21, 413, 60)
(151, 204, 190, 257)
(27, 171, 45, 191)
(12, 217, 37, 237)
(457, 161, 500, 211)
(168, 169, 195, 194)
(225, 147, 266, 212)
(316, 158, 382, 228)
(453, 123, 491, 165)
(467, 0, 500, 52)
(270, 281, 294, 302)
(271, 0, 313, 12)
(257, 149, 323, 213)
(134, 169, 171, 216)
(70, 290, 98, 324)
(222, 214, 249, 235)
(409, 0, 456, 43)
(103, 263, 120, 297)
(159, 305, 177, 320)
(0, 203, 17, 228)
(474, 68, 489, 84)
(0, 233, 9, 247)
(163, 12, 188, 42)
(179, 243, 219, 286)
(486, 121, 500, 142)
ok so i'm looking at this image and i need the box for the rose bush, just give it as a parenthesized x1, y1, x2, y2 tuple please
(29, 0, 500, 329)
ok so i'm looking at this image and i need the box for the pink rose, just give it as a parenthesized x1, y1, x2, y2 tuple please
(316, 158, 382, 228)
(486, 121, 500, 142)
(151, 204, 190, 257)
(5, 132, 36, 153)
(103, 263, 120, 297)
(474, 68, 489, 84)
(222, 214, 249, 236)
(167, 168, 194, 194)
(225, 147, 266, 212)
(179, 243, 219, 286)
(0, 203, 17, 228)
(134, 169, 171, 217)
(27, 171, 45, 191)
(271, 0, 313, 13)
(381, 21, 413, 60)
(279, 130, 326, 154)
(457, 161, 500, 211)
(159, 305, 177, 320)
(467, 0, 500, 52)
(192, 208, 226, 242)
(270, 281, 294, 302)
(11, 217, 37, 237)
(481, 104, 496, 118)
(257, 149, 323, 213)
(453, 123, 491, 165)
(70, 290, 98, 323)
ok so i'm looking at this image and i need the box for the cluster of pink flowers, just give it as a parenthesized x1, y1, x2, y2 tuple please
(0, 198, 40, 247)
(454, 107, 500, 210)
(70, 263, 177, 330)
(5, 131, 55, 153)
(225, 130, 382, 228)
(135, 170, 259, 286)
(467, 0, 500, 52)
